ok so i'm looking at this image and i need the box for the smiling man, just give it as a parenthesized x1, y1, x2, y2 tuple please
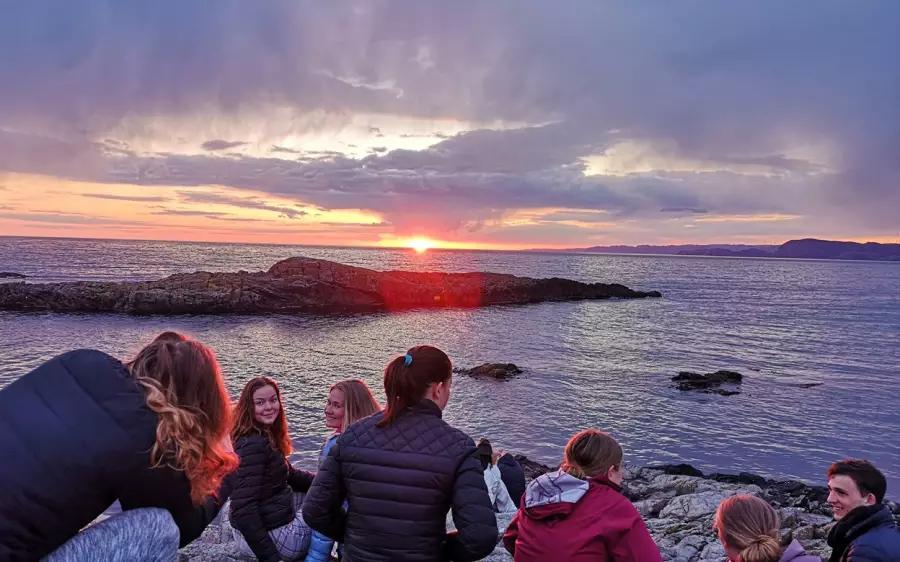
(826, 460, 900, 561)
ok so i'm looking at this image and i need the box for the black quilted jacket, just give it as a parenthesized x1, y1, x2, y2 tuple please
(302, 399, 497, 562)
(230, 432, 315, 562)
(0, 350, 231, 561)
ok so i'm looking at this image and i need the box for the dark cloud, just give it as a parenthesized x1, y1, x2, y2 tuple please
(150, 209, 229, 217)
(0, 211, 145, 225)
(82, 193, 169, 202)
(201, 140, 248, 151)
(0, 0, 897, 240)
(177, 191, 307, 218)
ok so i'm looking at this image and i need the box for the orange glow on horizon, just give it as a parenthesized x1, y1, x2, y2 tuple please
(405, 237, 436, 253)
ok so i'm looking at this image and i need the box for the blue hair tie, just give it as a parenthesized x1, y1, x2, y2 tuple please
(404, 354, 413, 367)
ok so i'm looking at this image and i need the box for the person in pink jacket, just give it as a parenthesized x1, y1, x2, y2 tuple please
(503, 429, 662, 562)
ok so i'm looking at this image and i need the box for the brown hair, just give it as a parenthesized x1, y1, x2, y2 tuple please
(562, 429, 623, 480)
(828, 459, 886, 504)
(377, 345, 452, 427)
(330, 379, 381, 432)
(127, 333, 237, 505)
(714, 495, 782, 562)
(232, 376, 292, 457)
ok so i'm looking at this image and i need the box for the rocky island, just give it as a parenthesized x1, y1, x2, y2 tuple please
(0, 257, 661, 315)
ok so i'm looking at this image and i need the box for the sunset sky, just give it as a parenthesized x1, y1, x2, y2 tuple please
(1, 1, 898, 250)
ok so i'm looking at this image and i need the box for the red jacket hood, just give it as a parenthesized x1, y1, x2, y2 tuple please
(524, 470, 621, 521)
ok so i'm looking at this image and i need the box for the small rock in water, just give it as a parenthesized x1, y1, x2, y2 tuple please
(0, 272, 26, 279)
(456, 363, 524, 380)
(672, 370, 743, 395)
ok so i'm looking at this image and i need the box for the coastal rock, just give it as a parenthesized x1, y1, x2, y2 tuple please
(0, 257, 662, 315)
(672, 370, 743, 396)
(0, 272, 26, 279)
(456, 363, 524, 380)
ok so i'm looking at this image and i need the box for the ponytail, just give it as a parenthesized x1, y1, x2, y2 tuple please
(562, 429, 623, 480)
(377, 345, 452, 428)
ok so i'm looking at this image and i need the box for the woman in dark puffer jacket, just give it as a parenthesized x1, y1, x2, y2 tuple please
(0, 332, 238, 562)
(303, 345, 498, 562)
(230, 377, 315, 562)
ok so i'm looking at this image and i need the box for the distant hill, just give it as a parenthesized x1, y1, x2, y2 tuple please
(568, 244, 777, 255)
(555, 239, 900, 261)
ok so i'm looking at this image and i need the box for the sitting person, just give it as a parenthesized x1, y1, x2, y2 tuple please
(305, 379, 381, 562)
(230, 376, 316, 562)
(0, 333, 238, 562)
(488, 442, 527, 509)
(715, 495, 819, 562)
(826, 459, 900, 562)
(503, 429, 662, 562)
(475, 438, 518, 515)
(303, 345, 497, 561)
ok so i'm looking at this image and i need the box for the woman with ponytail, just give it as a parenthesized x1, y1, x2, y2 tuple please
(715, 495, 820, 562)
(303, 345, 497, 562)
(503, 429, 662, 561)
(229, 376, 316, 562)
(0, 332, 238, 562)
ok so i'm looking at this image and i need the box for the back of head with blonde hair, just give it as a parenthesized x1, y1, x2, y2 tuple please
(127, 332, 238, 505)
(562, 429, 623, 480)
(331, 379, 381, 432)
(714, 495, 782, 562)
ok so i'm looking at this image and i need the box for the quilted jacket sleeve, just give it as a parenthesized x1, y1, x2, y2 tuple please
(287, 465, 315, 493)
(301, 439, 347, 542)
(444, 446, 498, 561)
(231, 436, 281, 562)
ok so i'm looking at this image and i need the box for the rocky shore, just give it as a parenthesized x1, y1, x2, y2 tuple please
(0, 257, 661, 315)
(172, 457, 900, 562)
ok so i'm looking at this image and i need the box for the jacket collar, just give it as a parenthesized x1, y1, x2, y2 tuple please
(828, 504, 892, 554)
(589, 473, 622, 493)
(408, 398, 443, 418)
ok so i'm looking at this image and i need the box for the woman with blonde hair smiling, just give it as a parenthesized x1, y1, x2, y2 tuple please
(305, 379, 381, 562)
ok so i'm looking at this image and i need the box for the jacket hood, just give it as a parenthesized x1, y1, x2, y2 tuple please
(778, 540, 821, 562)
(523, 470, 589, 520)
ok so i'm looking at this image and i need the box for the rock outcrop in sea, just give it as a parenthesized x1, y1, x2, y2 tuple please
(0, 257, 662, 315)
(171, 456, 900, 562)
(455, 363, 524, 380)
(672, 370, 744, 396)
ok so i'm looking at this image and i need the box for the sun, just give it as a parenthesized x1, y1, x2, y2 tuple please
(406, 237, 435, 253)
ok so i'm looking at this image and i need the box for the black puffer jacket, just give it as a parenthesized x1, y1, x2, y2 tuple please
(302, 399, 497, 562)
(230, 432, 315, 562)
(0, 350, 232, 562)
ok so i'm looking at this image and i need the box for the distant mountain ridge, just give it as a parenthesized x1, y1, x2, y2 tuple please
(559, 239, 900, 262)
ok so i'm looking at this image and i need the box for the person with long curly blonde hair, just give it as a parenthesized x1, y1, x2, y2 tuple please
(0, 332, 238, 562)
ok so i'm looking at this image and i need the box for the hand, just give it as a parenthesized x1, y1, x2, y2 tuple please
(492, 450, 504, 465)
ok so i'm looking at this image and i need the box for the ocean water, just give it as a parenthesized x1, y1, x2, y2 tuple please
(1, 236, 898, 487)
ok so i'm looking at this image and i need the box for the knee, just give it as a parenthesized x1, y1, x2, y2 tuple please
(141, 508, 181, 545)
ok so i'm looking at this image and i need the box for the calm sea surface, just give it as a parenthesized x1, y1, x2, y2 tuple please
(1, 236, 898, 487)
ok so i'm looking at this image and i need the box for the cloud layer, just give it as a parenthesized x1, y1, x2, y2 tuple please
(1, 0, 897, 245)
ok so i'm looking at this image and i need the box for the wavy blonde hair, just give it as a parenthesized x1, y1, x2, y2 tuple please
(562, 429, 623, 480)
(128, 332, 238, 505)
(714, 495, 782, 562)
(331, 379, 381, 432)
